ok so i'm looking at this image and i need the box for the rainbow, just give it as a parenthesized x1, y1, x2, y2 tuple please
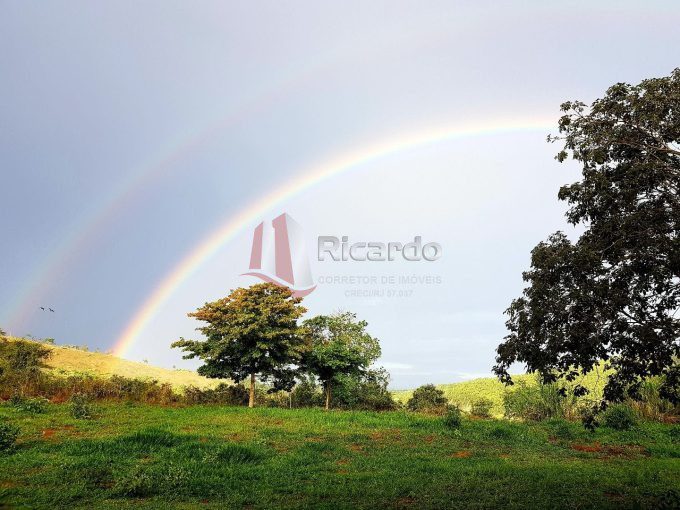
(2, 61, 324, 332)
(112, 117, 553, 357)
(3, 36, 352, 333)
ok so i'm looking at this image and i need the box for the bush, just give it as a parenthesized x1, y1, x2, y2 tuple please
(70, 393, 95, 419)
(601, 403, 637, 430)
(330, 369, 398, 411)
(291, 377, 324, 408)
(407, 384, 448, 413)
(503, 380, 568, 421)
(0, 422, 19, 452)
(0, 338, 51, 398)
(546, 418, 575, 440)
(470, 398, 494, 418)
(442, 405, 462, 429)
(183, 383, 249, 405)
(9, 394, 49, 413)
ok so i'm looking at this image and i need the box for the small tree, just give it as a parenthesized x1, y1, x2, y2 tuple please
(172, 283, 307, 407)
(302, 312, 380, 410)
(406, 384, 448, 413)
(0, 338, 51, 396)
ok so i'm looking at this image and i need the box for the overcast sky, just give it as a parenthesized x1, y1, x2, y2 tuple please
(1, 1, 679, 387)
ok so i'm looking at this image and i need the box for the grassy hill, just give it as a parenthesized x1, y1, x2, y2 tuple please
(392, 368, 610, 417)
(5, 337, 218, 390)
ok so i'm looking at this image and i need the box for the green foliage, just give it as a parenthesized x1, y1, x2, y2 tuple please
(8, 394, 49, 414)
(302, 312, 381, 409)
(205, 444, 264, 464)
(503, 380, 570, 421)
(172, 283, 307, 407)
(658, 489, 680, 510)
(496, 69, 680, 408)
(330, 368, 397, 411)
(545, 418, 576, 440)
(0, 403, 678, 508)
(470, 398, 493, 418)
(182, 383, 249, 405)
(407, 384, 448, 413)
(601, 403, 638, 430)
(69, 393, 95, 420)
(442, 405, 462, 429)
(290, 376, 325, 408)
(0, 421, 19, 452)
(0, 337, 51, 396)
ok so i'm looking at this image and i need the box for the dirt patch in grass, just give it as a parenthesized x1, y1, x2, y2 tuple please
(571, 442, 602, 453)
(392, 496, 417, 508)
(370, 429, 402, 443)
(570, 442, 650, 459)
(450, 450, 472, 458)
(41, 428, 57, 439)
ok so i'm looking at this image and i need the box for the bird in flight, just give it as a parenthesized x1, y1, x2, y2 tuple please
(40, 307, 45, 311)
(49, 308, 55, 313)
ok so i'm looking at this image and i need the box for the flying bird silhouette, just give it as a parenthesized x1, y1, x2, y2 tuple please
(40, 307, 45, 311)
(49, 308, 54, 313)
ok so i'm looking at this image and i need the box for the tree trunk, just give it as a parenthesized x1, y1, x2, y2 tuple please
(325, 381, 331, 410)
(249, 372, 256, 408)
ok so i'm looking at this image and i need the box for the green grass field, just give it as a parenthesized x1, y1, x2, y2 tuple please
(1, 403, 679, 509)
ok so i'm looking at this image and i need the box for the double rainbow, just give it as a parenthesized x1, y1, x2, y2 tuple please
(112, 118, 553, 357)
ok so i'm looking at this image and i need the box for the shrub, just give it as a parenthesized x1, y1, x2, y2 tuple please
(627, 378, 676, 421)
(328, 369, 398, 411)
(291, 377, 324, 408)
(0, 422, 19, 452)
(443, 405, 462, 429)
(546, 418, 575, 440)
(601, 403, 637, 430)
(503, 380, 568, 421)
(69, 393, 95, 419)
(407, 384, 448, 413)
(9, 394, 49, 413)
(113, 466, 157, 497)
(470, 398, 494, 418)
(0, 338, 51, 398)
(183, 383, 249, 405)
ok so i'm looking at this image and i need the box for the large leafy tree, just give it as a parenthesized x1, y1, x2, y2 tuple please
(302, 312, 380, 409)
(172, 283, 307, 407)
(494, 69, 680, 411)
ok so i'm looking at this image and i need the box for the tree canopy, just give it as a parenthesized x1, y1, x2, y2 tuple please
(302, 312, 381, 409)
(172, 283, 307, 407)
(494, 69, 680, 411)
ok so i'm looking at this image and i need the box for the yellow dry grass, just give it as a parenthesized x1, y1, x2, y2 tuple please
(7, 337, 218, 389)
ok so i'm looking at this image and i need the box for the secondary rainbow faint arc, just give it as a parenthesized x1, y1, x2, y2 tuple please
(112, 118, 553, 357)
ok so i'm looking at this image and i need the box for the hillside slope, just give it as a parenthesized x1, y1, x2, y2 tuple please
(7, 338, 218, 389)
(392, 369, 608, 416)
